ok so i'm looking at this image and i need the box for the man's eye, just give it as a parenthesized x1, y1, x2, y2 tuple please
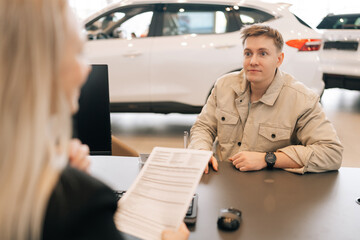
(244, 52, 251, 57)
(260, 52, 267, 56)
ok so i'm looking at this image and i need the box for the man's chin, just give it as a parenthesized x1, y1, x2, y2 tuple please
(245, 75, 260, 83)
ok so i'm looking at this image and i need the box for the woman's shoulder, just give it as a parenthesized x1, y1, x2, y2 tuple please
(47, 165, 117, 216)
(59, 166, 112, 194)
(42, 166, 120, 240)
(50, 166, 116, 209)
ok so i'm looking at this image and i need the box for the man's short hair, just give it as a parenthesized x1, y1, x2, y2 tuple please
(241, 25, 284, 52)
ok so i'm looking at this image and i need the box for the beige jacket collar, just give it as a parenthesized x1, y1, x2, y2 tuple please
(231, 69, 285, 106)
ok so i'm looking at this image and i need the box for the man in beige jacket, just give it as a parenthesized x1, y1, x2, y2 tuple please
(188, 25, 343, 174)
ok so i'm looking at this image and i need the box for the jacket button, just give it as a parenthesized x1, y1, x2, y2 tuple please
(237, 142, 241, 146)
(271, 133, 276, 139)
(221, 117, 225, 121)
(240, 99, 243, 103)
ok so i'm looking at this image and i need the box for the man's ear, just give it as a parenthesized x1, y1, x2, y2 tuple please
(276, 52, 284, 67)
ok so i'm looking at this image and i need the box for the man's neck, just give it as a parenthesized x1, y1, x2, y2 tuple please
(250, 80, 271, 102)
(249, 70, 277, 102)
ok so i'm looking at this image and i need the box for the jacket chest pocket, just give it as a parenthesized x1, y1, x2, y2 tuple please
(258, 124, 291, 151)
(216, 109, 239, 143)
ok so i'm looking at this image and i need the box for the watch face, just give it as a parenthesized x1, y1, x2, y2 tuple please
(265, 152, 276, 169)
(266, 153, 276, 164)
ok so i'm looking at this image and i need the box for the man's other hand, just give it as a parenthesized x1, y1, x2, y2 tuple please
(204, 155, 218, 174)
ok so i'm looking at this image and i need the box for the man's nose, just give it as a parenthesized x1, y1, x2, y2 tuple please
(250, 55, 258, 65)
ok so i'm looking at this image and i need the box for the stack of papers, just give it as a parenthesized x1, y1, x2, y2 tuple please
(115, 147, 212, 240)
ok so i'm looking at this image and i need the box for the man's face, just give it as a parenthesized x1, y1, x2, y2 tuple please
(243, 35, 284, 85)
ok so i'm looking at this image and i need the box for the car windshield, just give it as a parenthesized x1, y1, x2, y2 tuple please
(317, 14, 360, 29)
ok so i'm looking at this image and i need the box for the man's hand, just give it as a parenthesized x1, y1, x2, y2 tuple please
(229, 151, 266, 171)
(69, 138, 91, 172)
(162, 222, 189, 240)
(204, 155, 218, 174)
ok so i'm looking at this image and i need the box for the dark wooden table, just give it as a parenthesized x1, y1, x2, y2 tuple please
(90, 156, 360, 240)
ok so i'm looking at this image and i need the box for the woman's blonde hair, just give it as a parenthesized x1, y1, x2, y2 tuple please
(0, 0, 75, 239)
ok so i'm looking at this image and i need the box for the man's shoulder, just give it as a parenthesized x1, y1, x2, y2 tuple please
(215, 71, 244, 88)
(280, 71, 319, 101)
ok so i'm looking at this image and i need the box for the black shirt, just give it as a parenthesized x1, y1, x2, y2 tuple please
(42, 166, 123, 240)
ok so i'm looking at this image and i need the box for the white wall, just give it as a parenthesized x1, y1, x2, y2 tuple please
(69, 0, 360, 28)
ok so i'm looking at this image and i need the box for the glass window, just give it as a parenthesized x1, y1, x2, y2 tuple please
(317, 14, 360, 29)
(115, 11, 153, 39)
(85, 6, 154, 40)
(354, 17, 360, 27)
(86, 12, 125, 32)
(240, 14, 255, 24)
(162, 4, 232, 36)
(235, 7, 274, 25)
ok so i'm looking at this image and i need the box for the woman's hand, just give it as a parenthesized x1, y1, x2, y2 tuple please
(69, 138, 91, 172)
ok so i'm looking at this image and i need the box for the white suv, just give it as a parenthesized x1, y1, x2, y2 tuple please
(317, 13, 360, 91)
(84, 0, 323, 113)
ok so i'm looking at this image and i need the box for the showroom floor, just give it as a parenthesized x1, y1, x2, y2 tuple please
(111, 88, 360, 168)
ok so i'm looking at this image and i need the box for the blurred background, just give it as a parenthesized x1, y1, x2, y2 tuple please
(70, 0, 360, 168)
(70, 0, 360, 28)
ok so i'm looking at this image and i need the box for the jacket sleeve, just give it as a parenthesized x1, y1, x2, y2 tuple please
(188, 84, 218, 151)
(278, 98, 343, 174)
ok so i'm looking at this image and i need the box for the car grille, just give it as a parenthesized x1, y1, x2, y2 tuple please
(323, 41, 359, 51)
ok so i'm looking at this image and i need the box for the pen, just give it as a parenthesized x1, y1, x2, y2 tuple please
(184, 131, 189, 149)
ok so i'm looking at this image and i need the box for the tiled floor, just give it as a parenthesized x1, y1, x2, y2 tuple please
(111, 88, 360, 168)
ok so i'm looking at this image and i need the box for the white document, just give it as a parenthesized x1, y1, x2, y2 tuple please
(115, 147, 212, 240)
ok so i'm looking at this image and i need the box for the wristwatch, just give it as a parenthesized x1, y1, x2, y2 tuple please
(265, 152, 277, 169)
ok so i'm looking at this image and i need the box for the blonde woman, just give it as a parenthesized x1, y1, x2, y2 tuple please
(0, 0, 189, 239)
